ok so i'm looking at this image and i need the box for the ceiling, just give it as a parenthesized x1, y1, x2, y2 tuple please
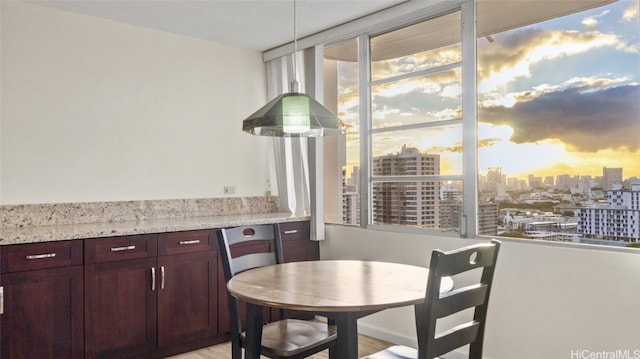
(28, 0, 408, 52)
(324, 0, 618, 61)
(28, 0, 617, 56)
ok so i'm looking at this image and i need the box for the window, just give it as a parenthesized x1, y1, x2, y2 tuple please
(323, 0, 639, 249)
(324, 3, 472, 232)
(477, 0, 639, 248)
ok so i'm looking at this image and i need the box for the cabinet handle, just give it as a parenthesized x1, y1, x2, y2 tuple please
(110, 245, 136, 252)
(26, 253, 56, 260)
(160, 266, 165, 290)
(0, 286, 4, 315)
(283, 230, 298, 234)
(178, 240, 200, 245)
(151, 267, 156, 291)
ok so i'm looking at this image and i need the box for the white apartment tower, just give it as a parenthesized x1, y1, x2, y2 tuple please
(371, 145, 440, 228)
(576, 182, 640, 242)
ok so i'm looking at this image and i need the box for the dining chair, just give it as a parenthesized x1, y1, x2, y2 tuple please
(217, 223, 337, 359)
(362, 239, 501, 359)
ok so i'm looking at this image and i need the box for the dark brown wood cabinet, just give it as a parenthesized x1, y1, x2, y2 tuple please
(84, 234, 158, 359)
(84, 231, 219, 359)
(0, 240, 84, 359)
(0, 220, 312, 359)
(279, 221, 318, 263)
(156, 230, 218, 356)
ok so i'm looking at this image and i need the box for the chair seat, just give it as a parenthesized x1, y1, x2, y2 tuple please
(362, 345, 418, 359)
(242, 319, 337, 357)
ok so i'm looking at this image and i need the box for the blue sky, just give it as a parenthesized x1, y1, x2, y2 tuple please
(476, 0, 639, 178)
(334, 0, 640, 179)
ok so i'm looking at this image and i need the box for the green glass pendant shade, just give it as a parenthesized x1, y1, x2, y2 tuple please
(242, 92, 344, 137)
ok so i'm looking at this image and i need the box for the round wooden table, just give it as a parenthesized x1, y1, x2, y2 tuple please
(227, 260, 454, 359)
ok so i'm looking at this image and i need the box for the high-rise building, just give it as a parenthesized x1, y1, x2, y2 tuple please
(544, 176, 555, 187)
(556, 174, 571, 190)
(439, 185, 461, 230)
(528, 175, 543, 189)
(602, 167, 623, 191)
(478, 202, 498, 235)
(371, 145, 440, 228)
(576, 181, 640, 242)
(485, 167, 503, 193)
(342, 167, 360, 224)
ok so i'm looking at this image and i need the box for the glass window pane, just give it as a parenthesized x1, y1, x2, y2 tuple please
(370, 11, 462, 82)
(371, 126, 462, 176)
(372, 68, 461, 129)
(324, 37, 360, 225)
(371, 180, 464, 230)
(477, 0, 640, 248)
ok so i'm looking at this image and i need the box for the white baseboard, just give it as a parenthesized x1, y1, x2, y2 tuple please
(358, 321, 418, 348)
(357, 322, 482, 359)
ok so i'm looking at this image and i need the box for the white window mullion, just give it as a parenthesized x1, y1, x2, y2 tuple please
(461, 0, 478, 237)
(359, 33, 372, 228)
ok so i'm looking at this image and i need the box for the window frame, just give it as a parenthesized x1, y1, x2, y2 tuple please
(308, 0, 640, 253)
(351, 0, 477, 236)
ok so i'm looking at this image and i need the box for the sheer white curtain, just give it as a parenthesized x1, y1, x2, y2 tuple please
(266, 52, 311, 216)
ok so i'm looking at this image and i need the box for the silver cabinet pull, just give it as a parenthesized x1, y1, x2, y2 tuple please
(178, 240, 200, 245)
(26, 253, 56, 260)
(110, 245, 136, 252)
(283, 230, 298, 234)
(0, 287, 4, 315)
(160, 266, 165, 290)
(151, 267, 156, 291)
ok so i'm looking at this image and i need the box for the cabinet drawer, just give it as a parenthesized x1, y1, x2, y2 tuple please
(278, 221, 310, 242)
(85, 234, 157, 264)
(1, 240, 83, 273)
(158, 230, 216, 256)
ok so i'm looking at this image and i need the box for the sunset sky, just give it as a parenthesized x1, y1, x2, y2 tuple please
(477, 0, 639, 180)
(337, 0, 639, 181)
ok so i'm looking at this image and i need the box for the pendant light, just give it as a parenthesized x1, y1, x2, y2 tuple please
(242, 0, 344, 137)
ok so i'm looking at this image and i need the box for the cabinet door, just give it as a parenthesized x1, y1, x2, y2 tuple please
(84, 257, 157, 359)
(1, 266, 83, 359)
(279, 221, 319, 262)
(157, 251, 218, 349)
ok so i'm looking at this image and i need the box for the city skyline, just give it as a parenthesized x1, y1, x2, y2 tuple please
(336, 0, 640, 180)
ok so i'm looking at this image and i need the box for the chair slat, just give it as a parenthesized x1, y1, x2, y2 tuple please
(431, 321, 480, 358)
(433, 283, 488, 318)
(232, 252, 277, 275)
(433, 243, 497, 277)
(224, 225, 277, 246)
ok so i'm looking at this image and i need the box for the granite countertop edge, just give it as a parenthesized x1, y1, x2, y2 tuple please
(0, 212, 309, 246)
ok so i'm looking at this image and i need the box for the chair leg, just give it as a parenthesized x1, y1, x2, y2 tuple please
(231, 340, 242, 359)
(328, 345, 338, 359)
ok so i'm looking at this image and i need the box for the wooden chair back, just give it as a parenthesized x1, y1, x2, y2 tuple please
(218, 223, 283, 280)
(217, 224, 337, 359)
(416, 239, 501, 359)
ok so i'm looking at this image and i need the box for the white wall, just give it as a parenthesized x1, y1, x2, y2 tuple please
(321, 225, 640, 359)
(0, 1, 270, 204)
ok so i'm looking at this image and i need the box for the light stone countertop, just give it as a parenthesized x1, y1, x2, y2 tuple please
(0, 212, 309, 246)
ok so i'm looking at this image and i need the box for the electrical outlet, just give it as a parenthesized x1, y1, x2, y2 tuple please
(224, 186, 236, 195)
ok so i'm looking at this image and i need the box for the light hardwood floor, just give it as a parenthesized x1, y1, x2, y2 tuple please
(167, 335, 392, 359)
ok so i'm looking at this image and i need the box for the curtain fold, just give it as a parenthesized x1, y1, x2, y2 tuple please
(266, 53, 311, 215)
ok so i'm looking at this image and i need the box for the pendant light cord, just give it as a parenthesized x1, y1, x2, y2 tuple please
(291, 0, 299, 93)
